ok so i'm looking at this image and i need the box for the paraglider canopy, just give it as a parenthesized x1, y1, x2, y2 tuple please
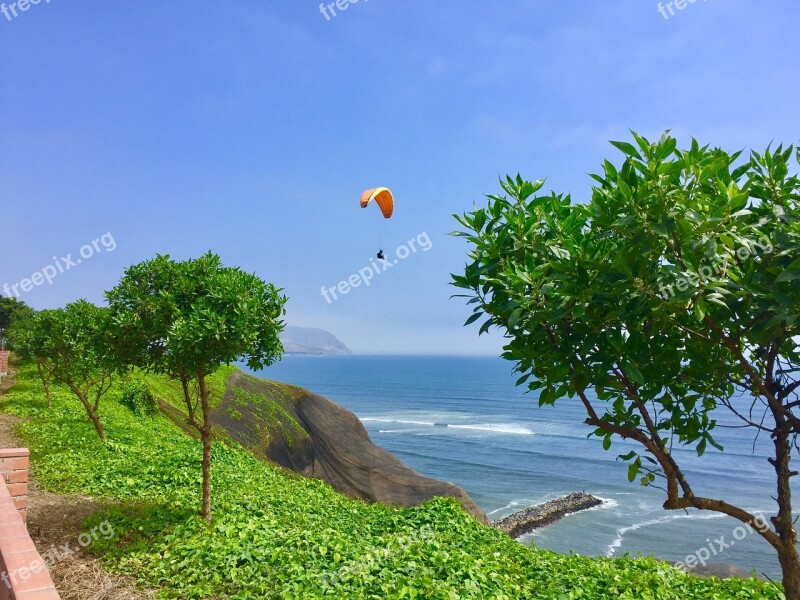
(360, 187, 394, 219)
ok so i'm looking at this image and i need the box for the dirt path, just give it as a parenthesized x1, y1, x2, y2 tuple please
(0, 358, 156, 600)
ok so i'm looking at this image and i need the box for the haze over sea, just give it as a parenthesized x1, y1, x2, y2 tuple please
(256, 355, 783, 579)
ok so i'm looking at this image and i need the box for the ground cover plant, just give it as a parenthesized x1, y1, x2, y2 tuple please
(0, 360, 783, 599)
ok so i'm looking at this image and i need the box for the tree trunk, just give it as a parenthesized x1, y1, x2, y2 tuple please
(779, 543, 800, 600)
(67, 384, 106, 442)
(85, 402, 106, 442)
(774, 423, 799, 599)
(36, 360, 51, 408)
(81, 396, 106, 442)
(199, 374, 212, 522)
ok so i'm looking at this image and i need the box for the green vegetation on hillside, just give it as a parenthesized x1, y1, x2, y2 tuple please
(232, 386, 307, 450)
(1, 360, 781, 599)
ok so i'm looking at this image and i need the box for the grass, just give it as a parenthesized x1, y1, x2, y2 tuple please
(0, 360, 784, 599)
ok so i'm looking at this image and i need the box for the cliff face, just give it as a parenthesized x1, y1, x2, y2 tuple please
(211, 370, 488, 524)
(279, 326, 352, 356)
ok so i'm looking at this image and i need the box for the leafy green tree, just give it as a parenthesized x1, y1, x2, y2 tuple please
(0, 297, 33, 349)
(8, 311, 54, 407)
(453, 133, 800, 596)
(10, 301, 113, 440)
(105, 252, 286, 521)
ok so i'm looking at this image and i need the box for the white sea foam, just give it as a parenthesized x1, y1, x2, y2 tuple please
(488, 500, 523, 517)
(361, 418, 435, 427)
(591, 497, 620, 511)
(447, 423, 534, 436)
(361, 417, 534, 436)
(605, 512, 726, 557)
(378, 429, 419, 434)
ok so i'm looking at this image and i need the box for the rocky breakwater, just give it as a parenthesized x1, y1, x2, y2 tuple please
(494, 493, 603, 538)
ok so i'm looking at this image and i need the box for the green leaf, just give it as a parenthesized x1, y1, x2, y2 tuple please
(776, 270, 800, 283)
(694, 296, 708, 322)
(656, 136, 678, 160)
(478, 318, 493, 335)
(610, 140, 643, 159)
(626, 364, 645, 386)
(464, 312, 482, 326)
(627, 460, 640, 482)
(652, 223, 669, 236)
(696, 439, 707, 457)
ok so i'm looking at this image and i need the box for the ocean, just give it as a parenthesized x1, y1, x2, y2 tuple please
(253, 355, 784, 579)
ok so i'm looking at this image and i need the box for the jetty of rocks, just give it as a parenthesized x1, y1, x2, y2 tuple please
(494, 492, 603, 538)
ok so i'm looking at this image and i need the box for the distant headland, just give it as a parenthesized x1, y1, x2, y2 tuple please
(279, 326, 352, 356)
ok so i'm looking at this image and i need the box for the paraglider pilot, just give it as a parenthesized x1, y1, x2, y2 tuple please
(361, 188, 394, 263)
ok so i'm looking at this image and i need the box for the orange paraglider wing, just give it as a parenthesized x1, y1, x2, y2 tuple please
(360, 187, 394, 219)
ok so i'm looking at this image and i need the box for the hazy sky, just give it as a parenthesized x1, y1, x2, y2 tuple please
(1, 1, 798, 354)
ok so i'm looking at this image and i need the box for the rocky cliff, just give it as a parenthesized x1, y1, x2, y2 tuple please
(210, 370, 488, 524)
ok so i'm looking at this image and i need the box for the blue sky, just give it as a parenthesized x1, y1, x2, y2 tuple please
(1, 0, 798, 354)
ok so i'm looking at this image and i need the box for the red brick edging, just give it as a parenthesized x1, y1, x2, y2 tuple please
(0, 352, 9, 381)
(0, 449, 59, 599)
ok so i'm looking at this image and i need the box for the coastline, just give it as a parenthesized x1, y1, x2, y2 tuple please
(256, 356, 782, 579)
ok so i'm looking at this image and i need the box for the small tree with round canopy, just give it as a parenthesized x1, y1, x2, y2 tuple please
(8, 310, 53, 407)
(105, 252, 286, 522)
(10, 301, 113, 439)
(0, 297, 33, 350)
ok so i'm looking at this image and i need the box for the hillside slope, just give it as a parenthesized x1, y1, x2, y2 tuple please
(0, 360, 780, 599)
